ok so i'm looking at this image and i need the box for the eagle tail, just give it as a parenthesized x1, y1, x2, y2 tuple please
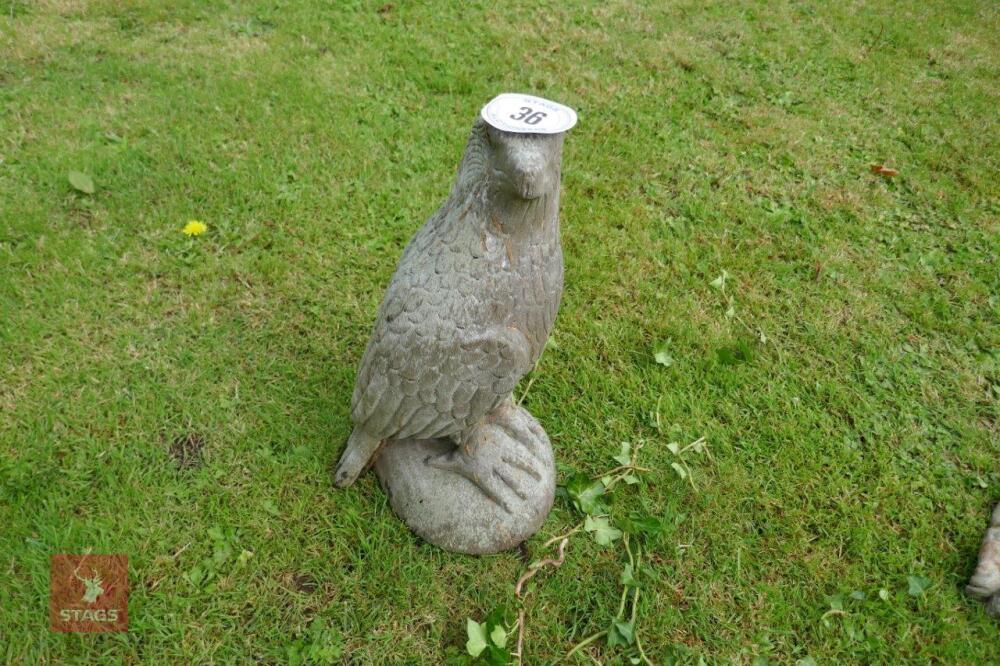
(333, 428, 382, 488)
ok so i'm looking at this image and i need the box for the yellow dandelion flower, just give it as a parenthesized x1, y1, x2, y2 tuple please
(182, 220, 207, 236)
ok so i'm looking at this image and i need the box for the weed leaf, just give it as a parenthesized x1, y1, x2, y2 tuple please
(466, 619, 488, 657)
(68, 170, 95, 194)
(489, 624, 507, 649)
(585, 515, 622, 546)
(654, 341, 674, 367)
(565, 474, 608, 516)
(907, 575, 931, 597)
(607, 619, 635, 646)
(619, 511, 665, 537)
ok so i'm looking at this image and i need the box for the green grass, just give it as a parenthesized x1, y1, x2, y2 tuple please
(2, 0, 998, 662)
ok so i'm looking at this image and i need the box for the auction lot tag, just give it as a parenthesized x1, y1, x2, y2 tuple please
(481, 93, 578, 134)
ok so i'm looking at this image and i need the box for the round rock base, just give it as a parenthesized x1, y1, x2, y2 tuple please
(374, 406, 555, 555)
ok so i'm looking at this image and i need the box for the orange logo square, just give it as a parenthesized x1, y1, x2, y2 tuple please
(50, 554, 128, 632)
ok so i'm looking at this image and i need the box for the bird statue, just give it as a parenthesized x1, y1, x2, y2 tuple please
(333, 95, 576, 553)
(967, 502, 1000, 617)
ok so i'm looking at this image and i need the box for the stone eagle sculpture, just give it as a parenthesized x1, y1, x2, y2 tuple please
(334, 96, 575, 553)
(967, 502, 1000, 616)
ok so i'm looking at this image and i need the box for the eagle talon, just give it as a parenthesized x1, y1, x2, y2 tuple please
(425, 447, 515, 513)
(489, 400, 545, 459)
(501, 453, 542, 481)
(423, 422, 544, 514)
(986, 594, 1000, 617)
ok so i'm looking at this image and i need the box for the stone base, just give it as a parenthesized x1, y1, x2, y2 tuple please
(374, 405, 555, 555)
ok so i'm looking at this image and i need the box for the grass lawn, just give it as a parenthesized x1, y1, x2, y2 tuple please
(2, 0, 998, 662)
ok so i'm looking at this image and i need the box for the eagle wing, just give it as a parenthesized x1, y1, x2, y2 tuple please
(350, 237, 531, 443)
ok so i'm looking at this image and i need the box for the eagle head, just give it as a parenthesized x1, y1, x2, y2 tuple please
(484, 125, 564, 201)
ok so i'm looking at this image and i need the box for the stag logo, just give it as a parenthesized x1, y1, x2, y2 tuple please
(50, 554, 128, 632)
(79, 570, 104, 604)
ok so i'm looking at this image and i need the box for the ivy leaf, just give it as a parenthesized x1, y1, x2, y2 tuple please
(212, 543, 233, 566)
(622, 473, 640, 485)
(489, 624, 507, 649)
(186, 564, 204, 586)
(667, 442, 681, 455)
(613, 442, 632, 466)
(607, 619, 635, 647)
(618, 511, 665, 537)
(565, 474, 608, 516)
(484, 606, 512, 630)
(907, 575, 931, 597)
(483, 646, 512, 666)
(68, 170, 95, 194)
(653, 341, 674, 367)
(670, 462, 688, 479)
(620, 564, 638, 588)
(466, 619, 488, 657)
(709, 270, 728, 291)
(584, 515, 622, 546)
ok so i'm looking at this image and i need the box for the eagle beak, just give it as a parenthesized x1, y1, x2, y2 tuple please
(514, 167, 546, 200)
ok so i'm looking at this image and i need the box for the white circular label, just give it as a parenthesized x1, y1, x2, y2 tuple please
(480, 93, 578, 134)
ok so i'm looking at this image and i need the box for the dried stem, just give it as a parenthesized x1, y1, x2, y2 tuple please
(594, 464, 652, 478)
(616, 535, 632, 618)
(542, 524, 582, 549)
(515, 610, 525, 666)
(517, 373, 537, 406)
(519, 438, 667, 664)
(515, 537, 569, 598)
(565, 630, 608, 661)
(630, 545, 653, 665)
(617, 583, 629, 620)
(632, 587, 652, 665)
